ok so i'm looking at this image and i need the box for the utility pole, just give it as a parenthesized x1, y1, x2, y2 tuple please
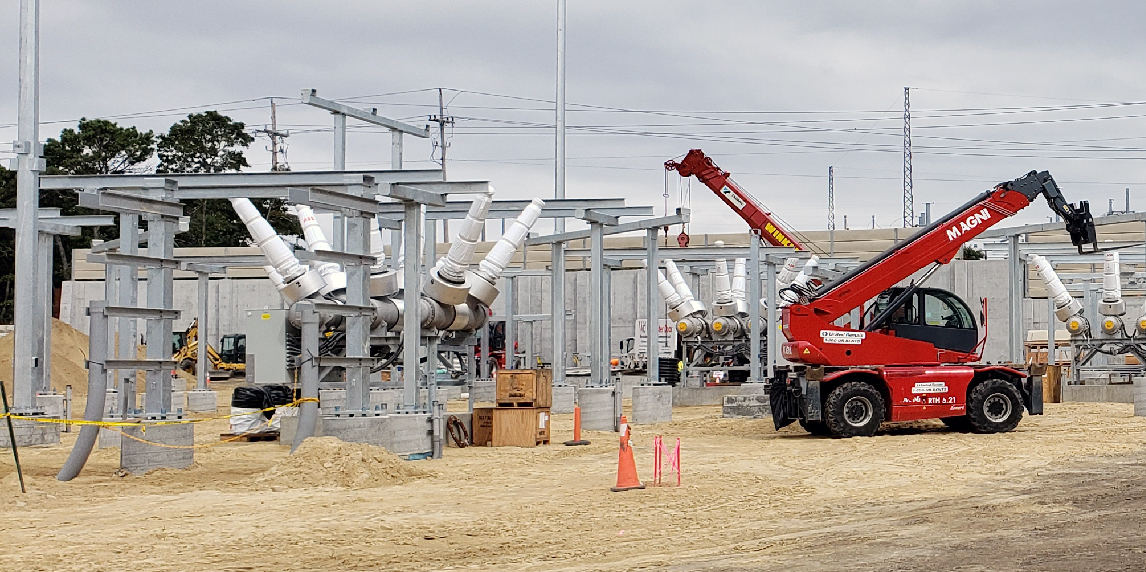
(254, 98, 290, 171)
(430, 88, 454, 180)
(555, 0, 567, 233)
(828, 165, 835, 256)
(13, 0, 42, 413)
(903, 86, 913, 228)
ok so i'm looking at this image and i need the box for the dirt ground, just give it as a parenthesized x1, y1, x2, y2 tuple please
(2, 401, 1145, 571)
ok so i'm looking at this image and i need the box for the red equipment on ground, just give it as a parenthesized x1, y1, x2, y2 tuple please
(774, 170, 1097, 437)
(666, 149, 805, 250)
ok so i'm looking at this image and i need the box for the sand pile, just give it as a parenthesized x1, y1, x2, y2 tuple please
(253, 437, 434, 489)
(0, 318, 91, 397)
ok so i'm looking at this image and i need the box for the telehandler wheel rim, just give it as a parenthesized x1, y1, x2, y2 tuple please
(983, 393, 1012, 423)
(843, 396, 874, 427)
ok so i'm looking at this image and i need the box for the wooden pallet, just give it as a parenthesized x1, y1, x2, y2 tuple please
(220, 431, 279, 443)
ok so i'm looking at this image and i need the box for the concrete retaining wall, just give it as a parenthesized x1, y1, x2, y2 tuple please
(1062, 384, 1135, 403)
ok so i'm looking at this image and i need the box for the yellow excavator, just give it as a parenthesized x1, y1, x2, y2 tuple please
(171, 319, 246, 378)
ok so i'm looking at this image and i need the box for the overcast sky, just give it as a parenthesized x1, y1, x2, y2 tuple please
(4, 1, 1146, 238)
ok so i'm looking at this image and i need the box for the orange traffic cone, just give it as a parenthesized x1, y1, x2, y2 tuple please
(611, 416, 645, 492)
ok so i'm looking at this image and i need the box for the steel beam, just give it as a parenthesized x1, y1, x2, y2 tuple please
(551, 241, 566, 386)
(42, 170, 444, 192)
(302, 89, 430, 137)
(1008, 235, 1022, 364)
(646, 228, 660, 385)
(504, 276, 516, 368)
(402, 201, 421, 410)
(750, 231, 763, 381)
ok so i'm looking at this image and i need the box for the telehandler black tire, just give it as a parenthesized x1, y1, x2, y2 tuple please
(966, 378, 1023, 434)
(799, 418, 832, 436)
(824, 381, 885, 437)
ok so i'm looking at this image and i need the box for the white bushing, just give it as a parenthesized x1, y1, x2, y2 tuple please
(1135, 315, 1146, 337)
(467, 273, 500, 307)
(1029, 254, 1083, 322)
(776, 257, 800, 289)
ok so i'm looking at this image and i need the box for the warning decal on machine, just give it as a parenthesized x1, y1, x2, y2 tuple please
(820, 330, 865, 344)
(911, 382, 949, 394)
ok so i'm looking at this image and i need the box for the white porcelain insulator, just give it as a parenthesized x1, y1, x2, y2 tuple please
(657, 270, 683, 308)
(477, 198, 545, 283)
(1102, 252, 1122, 302)
(369, 217, 386, 269)
(664, 259, 697, 302)
(776, 257, 800, 290)
(263, 265, 286, 291)
(1029, 253, 1082, 321)
(713, 258, 732, 303)
(439, 194, 492, 284)
(731, 258, 747, 301)
(294, 204, 345, 294)
(231, 198, 305, 282)
(791, 255, 820, 289)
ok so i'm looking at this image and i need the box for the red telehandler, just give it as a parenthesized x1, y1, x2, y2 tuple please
(774, 170, 1097, 437)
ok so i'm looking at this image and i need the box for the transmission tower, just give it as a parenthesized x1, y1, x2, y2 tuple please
(903, 87, 913, 227)
(828, 165, 835, 255)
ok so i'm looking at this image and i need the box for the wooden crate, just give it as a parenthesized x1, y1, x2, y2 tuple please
(492, 407, 551, 447)
(495, 369, 552, 408)
(472, 407, 494, 447)
(1043, 365, 1063, 404)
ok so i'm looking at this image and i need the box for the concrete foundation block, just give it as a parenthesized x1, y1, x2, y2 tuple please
(186, 390, 218, 413)
(119, 422, 194, 474)
(737, 382, 768, 395)
(171, 377, 188, 392)
(323, 415, 389, 448)
(98, 425, 122, 448)
(578, 386, 619, 431)
(672, 385, 748, 407)
(472, 379, 496, 403)
(103, 389, 120, 417)
(369, 388, 403, 413)
(171, 391, 186, 414)
(319, 389, 347, 414)
(279, 413, 324, 446)
(1061, 384, 1135, 404)
(384, 413, 433, 456)
(631, 385, 673, 424)
(723, 394, 772, 419)
(36, 393, 65, 418)
(0, 418, 60, 448)
(551, 385, 576, 414)
(1134, 379, 1146, 417)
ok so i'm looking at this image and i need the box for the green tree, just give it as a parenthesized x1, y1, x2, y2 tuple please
(157, 110, 253, 174)
(156, 111, 299, 247)
(43, 118, 155, 175)
(961, 246, 986, 260)
(39, 118, 157, 292)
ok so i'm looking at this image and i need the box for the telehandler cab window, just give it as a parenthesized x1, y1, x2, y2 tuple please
(923, 291, 974, 329)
